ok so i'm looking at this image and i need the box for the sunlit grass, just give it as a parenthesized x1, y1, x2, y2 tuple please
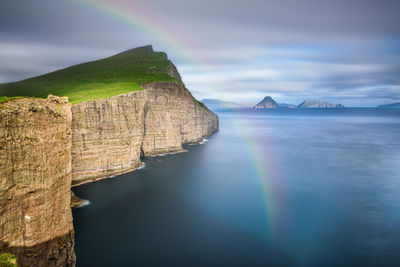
(0, 46, 177, 104)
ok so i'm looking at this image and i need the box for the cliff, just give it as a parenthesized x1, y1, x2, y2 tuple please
(253, 96, 279, 109)
(0, 46, 218, 266)
(0, 96, 75, 266)
(71, 81, 218, 185)
(298, 100, 345, 108)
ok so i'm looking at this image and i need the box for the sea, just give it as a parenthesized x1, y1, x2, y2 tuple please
(72, 108, 400, 266)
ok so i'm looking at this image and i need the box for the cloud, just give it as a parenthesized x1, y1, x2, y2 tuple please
(0, 0, 399, 106)
(0, 41, 119, 83)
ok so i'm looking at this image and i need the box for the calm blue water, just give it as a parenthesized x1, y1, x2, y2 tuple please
(73, 108, 400, 266)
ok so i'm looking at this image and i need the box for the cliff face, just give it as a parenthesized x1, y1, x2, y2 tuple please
(0, 96, 75, 266)
(71, 81, 218, 185)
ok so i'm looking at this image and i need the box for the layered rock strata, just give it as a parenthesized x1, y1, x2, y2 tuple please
(0, 83, 218, 266)
(0, 96, 75, 266)
(71, 81, 218, 185)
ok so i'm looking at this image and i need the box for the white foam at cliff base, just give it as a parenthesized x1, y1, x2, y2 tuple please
(150, 150, 188, 157)
(199, 138, 208, 144)
(137, 162, 146, 170)
(169, 150, 188, 154)
(76, 200, 91, 208)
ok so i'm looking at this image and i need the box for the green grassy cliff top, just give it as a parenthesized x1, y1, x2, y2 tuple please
(0, 45, 179, 104)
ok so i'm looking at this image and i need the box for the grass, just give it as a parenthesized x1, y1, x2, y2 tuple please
(0, 253, 17, 267)
(0, 45, 177, 104)
(0, 96, 24, 103)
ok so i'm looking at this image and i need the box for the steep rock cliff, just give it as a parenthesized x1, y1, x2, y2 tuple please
(71, 81, 218, 185)
(0, 46, 219, 266)
(0, 96, 75, 266)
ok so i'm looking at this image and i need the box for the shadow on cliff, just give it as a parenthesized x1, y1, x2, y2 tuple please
(0, 231, 75, 267)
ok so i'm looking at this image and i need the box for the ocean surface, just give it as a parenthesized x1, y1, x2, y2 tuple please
(72, 108, 400, 266)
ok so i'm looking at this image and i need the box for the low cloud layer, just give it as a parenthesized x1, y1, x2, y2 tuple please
(1, 0, 399, 106)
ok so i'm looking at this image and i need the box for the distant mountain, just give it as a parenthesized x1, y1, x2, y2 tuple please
(298, 100, 345, 108)
(201, 99, 248, 110)
(253, 96, 278, 109)
(377, 102, 400, 108)
(278, 103, 296, 108)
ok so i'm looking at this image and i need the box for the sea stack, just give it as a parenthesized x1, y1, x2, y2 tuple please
(253, 96, 278, 109)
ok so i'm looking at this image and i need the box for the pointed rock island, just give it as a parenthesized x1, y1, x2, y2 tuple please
(0, 45, 218, 266)
(253, 96, 279, 109)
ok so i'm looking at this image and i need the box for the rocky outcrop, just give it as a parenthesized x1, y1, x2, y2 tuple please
(298, 100, 345, 108)
(0, 96, 75, 266)
(253, 96, 279, 109)
(71, 81, 218, 185)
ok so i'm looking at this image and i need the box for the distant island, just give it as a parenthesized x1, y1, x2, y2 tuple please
(205, 97, 352, 110)
(252, 96, 345, 109)
(253, 96, 278, 109)
(377, 102, 400, 108)
(298, 100, 345, 108)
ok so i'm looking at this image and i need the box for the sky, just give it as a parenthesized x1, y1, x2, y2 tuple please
(1, 0, 399, 106)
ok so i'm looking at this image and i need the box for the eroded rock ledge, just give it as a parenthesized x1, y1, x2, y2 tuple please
(0, 81, 218, 266)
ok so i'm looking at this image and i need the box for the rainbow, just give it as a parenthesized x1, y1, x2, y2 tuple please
(73, 0, 204, 72)
(72, 0, 286, 236)
(220, 108, 288, 236)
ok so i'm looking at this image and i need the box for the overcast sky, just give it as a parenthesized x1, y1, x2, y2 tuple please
(1, 0, 399, 106)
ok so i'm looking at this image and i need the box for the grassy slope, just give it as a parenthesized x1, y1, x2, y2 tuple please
(0, 45, 177, 104)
